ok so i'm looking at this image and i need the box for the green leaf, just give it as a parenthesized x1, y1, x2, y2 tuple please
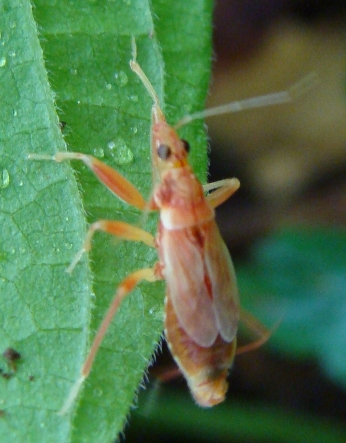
(0, 1, 212, 442)
(237, 226, 346, 388)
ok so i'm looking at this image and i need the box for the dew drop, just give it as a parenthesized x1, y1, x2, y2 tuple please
(114, 71, 128, 87)
(0, 169, 10, 189)
(70, 68, 77, 75)
(93, 387, 103, 397)
(107, 140, 116, 150)
(8, 50, 16, 58)
(106, 83, 112, 90)
(0, 57, 6, 67)
(93, 147, 104, 158)
(13, 109, 17, 117)
(130, 126, 138, 134)
(107, 138, 134, 165)
(9, 21, 16, 29)
(129, 94, 138, 102)
(18, 180, 23, 187)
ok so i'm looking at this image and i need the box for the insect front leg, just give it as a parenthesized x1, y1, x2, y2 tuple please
(28, 151, 147, 210)
(67, 220, 155, 273)
(29, 152, 156, 271)
(204, 178, 240, 208)
(60, 265, 162, 415)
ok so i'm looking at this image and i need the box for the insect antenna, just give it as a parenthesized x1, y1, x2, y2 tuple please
(129, 37, 163, 227)
(175, 72, 318, 129)
(129, 37, 161, 110)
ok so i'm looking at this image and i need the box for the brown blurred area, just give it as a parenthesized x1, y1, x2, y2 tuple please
(209, 0, 346, 429)
(208, 0, 346, 253)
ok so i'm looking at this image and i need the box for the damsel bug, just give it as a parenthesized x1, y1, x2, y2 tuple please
(29, 40, 313, 412)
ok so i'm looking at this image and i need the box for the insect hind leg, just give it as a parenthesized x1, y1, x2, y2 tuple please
(237, 308, 281, 355)
(59, 266, 161, 415)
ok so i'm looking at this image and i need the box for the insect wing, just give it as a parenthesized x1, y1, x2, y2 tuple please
(162, 228, 219, 347)
(204, 221, 239, 342)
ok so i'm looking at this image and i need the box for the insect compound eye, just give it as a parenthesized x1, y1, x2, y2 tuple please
(157, 144, 172, 160)
(181, 139, 190, 153)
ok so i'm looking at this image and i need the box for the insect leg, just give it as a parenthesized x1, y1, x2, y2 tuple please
(59, 266, 161, 415)
(28, 152, 147, 210)
(236, 308, 281, 355)
(67, 220, 155, 273)
(204, 178, 240, 208)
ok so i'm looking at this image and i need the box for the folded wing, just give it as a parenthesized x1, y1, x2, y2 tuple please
(204, 221, 239, 342)
(161, 221, 239, 347)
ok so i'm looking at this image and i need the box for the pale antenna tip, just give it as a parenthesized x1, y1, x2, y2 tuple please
(27, 153, 53, 161)
(289, 71, 319, 99)
(131, 36, 137, 62)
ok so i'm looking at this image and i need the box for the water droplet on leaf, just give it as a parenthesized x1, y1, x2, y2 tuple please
(0, 169, 10, 189)
(93, 147, 104, 158)
(107, 138, 134, 165)
(93, 387, 103, 397)
(114, 71, 128, 87)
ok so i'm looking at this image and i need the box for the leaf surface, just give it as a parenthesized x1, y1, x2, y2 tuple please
(0, 0, 212, 442)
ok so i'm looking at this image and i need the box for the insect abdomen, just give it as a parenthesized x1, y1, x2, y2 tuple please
(165, 296, 236, 407)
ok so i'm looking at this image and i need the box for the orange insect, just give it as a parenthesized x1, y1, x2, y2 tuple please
(29, 40, 307, 412)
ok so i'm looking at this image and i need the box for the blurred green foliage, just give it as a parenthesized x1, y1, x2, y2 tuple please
(238, 226, 346, 388)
